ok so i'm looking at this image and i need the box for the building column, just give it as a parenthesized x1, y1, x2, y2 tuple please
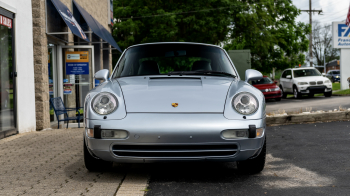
(32, 0, 50, 130)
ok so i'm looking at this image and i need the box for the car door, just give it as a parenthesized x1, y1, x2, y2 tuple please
(280, 70, 287, 91)
(284, 70, 293, 92)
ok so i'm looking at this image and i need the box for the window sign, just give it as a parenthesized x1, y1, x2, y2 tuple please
(65, 51, 89, 75)
(0, 15, 12, 28)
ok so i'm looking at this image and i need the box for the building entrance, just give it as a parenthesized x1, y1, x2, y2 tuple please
(56, 45, 94, 127)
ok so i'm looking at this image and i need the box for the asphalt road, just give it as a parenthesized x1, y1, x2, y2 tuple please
(146, 121, 350, 196)
(266, 96, 350, 113)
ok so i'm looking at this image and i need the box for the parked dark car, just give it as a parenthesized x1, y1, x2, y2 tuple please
(326, 70, 340, 83)
(251, 76, 282, 101)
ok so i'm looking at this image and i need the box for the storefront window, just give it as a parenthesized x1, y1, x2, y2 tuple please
(0, 16, 15, 133)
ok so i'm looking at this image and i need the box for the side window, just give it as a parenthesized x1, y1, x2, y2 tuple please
(113, 55, 127, 78)
(281, 71, 287, 78)
(286, 70, 292, 77)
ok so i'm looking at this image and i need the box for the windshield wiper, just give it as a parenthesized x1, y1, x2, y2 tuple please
(167, 71, 236, 78)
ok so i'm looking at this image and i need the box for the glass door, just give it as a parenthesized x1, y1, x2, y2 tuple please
(48, 46, 57, 122)
(0, 21, 16, 137)
(60, 46, 94, 125)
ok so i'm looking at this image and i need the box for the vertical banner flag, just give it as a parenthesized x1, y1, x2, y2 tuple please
(50, 0, 89, 42)
(347, 2, 350, 27)
(65, 51, 89, 75)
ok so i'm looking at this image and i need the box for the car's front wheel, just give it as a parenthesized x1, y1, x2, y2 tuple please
(237, 137, 266, 174)
(84, 139, 113, 172)
(324, 91, 332, 97)
(280, 85, 287, 98)
(293, 87, 301, 99)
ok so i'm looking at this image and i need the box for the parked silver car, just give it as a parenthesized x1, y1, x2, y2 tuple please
(84, 42, 266, 174)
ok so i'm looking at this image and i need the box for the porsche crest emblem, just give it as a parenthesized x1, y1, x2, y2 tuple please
(171, 103, 179, 108)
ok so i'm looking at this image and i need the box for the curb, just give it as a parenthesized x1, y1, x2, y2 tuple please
(267, 111, 350, 126)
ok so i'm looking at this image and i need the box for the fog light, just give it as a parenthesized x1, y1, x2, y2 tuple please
(222, 130, 248, 139)
(101, 130, 128, 139)
(87, 129, 94, 138)
(256, 128, 264, 137)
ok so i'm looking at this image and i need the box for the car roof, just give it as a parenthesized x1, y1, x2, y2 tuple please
(126, 42, 223, 50)
(284, 67, 317, 71)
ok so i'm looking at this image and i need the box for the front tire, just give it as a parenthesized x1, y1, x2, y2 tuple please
(237, 137, 266, 174)
(324, 91, 332, 97)
(280, 85, 287, 98)
(293, 87, 301, 99)
(84, 139, 113, 172)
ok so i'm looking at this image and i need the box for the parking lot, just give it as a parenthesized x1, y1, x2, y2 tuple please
(266, 96, 350, 113)
(1, 121, 350, 196)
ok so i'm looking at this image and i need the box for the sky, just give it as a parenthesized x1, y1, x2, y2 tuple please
(292, 0, 350, 26)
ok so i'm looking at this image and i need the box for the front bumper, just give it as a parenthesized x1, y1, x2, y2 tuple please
(262, 90, 282, 99)
(84, 113, 266, 163)
(298, 85, 332, 94)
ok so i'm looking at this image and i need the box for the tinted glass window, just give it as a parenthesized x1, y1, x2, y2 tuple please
(281, 71, 287, 78)
(293, 69, 321, 78)
(113, 44, 237, 78)
(332, 71, 340, 74)
(251, 77, 273, 85)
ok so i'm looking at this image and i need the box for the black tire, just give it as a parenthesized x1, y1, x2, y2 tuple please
(324, 91, 332, 97)
(280, 85, 287, 98)
(293, 86, 301, 99)
(84, 139, 113, 172)
(308, 93, 314, 98)
(237, 137, 266, 174)
(275, 97, 281, 101)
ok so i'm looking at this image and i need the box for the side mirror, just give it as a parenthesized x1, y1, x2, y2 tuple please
(94, 69, 109, 81)
(286, 75, 292, 79)
(322, 73, 326, 77)
(245, 69, 263, 82)
(274, 81, 278, 84)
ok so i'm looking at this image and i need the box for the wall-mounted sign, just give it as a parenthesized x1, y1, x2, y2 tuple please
(109, 0, 114, 25)
(333, 21, 350, 48)
(0, 15, 12, 28)
(65, 51, 89, 75)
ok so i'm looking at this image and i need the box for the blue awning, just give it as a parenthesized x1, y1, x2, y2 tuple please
(50, 0, 89, 42)
(73, 0, 122, 53)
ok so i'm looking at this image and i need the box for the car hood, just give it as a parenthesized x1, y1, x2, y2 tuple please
(293, 76, 327, 82)
(116, 76, 234, 113)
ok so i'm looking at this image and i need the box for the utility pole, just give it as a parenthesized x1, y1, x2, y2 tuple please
(301, 0, 322, 67)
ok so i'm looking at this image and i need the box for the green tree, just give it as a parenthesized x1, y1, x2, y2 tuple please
(112, 0, 310, 73)
(224, 0, 310, 73)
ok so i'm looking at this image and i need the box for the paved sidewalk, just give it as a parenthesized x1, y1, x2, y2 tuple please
(0, 128, 127, 196)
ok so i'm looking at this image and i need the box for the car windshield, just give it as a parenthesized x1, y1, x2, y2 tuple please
(293, 69, 321, 78)
(251, 77, 273, 85)
(112, 44, 237, 78)
(332, 71, 340, 74)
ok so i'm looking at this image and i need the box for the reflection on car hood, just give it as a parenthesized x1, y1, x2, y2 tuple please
(116, 76, 234, 113)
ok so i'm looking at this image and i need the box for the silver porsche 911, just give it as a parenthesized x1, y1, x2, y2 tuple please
(84, 42, 266, 174)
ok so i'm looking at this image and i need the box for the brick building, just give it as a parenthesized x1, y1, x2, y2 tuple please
(0, 0, 120, 139)
(32, 0, 120, 130)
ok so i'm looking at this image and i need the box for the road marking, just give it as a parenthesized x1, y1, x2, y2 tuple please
(260, 154, 334, 188)
(115, 165, 149, 196)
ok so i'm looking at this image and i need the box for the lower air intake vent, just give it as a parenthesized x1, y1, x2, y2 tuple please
(112, 144, 238, 157)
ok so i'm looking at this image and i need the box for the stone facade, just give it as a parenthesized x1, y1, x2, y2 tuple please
(32, 0, 50, 130)
(31, 0, 113, 130)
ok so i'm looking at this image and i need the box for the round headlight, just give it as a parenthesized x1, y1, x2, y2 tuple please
(232, 92, 259, 115)
(92, 92, 118, 115)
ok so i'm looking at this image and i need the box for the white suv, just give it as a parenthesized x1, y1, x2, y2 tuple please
(279, 67, 332, 98)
